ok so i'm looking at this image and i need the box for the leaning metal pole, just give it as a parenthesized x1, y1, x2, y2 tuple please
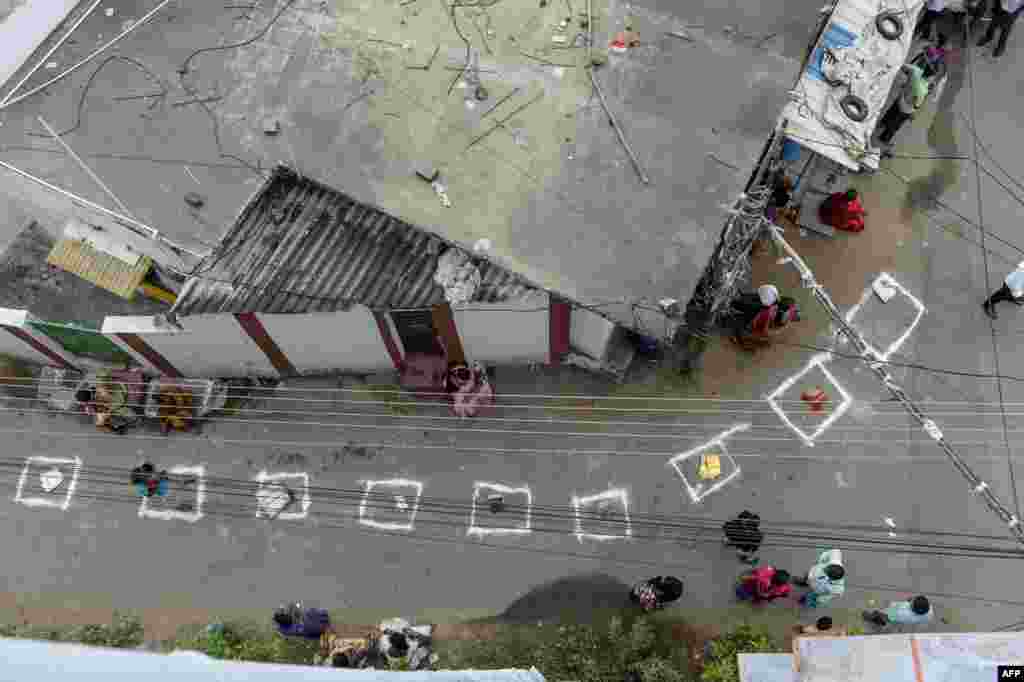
(767, 222, 1024, 545)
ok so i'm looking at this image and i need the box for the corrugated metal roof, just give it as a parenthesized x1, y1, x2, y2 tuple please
(47, 238, 152, 300)
(172, 166, 542, 315)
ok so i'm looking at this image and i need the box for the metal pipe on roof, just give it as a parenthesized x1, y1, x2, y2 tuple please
(0, 0, 105, 108)
(36, 115, 136, 219)
(0, 0, 175, 111)
(0, 156, 205, 264)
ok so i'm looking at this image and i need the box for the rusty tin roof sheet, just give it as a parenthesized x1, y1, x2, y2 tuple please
(171, 166, 542, 315)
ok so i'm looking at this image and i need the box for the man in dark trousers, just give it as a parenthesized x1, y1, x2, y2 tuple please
(983, 262, 1024, 319)
(977, 0, 1024, 57)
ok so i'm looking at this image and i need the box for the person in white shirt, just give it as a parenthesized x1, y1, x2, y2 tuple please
(982, 262, 1024, 319)
(978, 0, 1024, 57)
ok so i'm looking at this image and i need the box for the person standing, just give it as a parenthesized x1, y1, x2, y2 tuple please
(877, 64, 929, 146)
(723, 511, 764, 564)
(982, 262, 1024, 319)
(916, 0, 947, 40)
(863, 595, 934, 628)
(977, 0, 1024, 57)
(794, 549, 845, 608)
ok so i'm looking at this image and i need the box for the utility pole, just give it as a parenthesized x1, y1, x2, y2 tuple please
(673, 132, 780, 371)
(768, 224, 1024, 545)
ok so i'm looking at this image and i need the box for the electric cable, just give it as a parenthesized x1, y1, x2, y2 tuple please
(24, 55, 168, 139)
(5, 460, 1024, 608)
(10, 373, 1024, 411)
(963, 29, 1020, 520)
(14, 472, 1024, 609)
(7, 398, 1024, 441)
(1, 458, 1020, 560)
(11, 399, 1024, 446)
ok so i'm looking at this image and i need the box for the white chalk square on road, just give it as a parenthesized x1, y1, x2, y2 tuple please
(358, 478, 423, 532)
(14, 455, 82, 511)
(255, 471, 311, 520)
(138, 465, 206, 523)
(844, 272, 926, 361)
(467, 482, 532, 536)
(766, 353, 852, 447)
(572, 488, 632, 542)
(668, 424, 746, 504)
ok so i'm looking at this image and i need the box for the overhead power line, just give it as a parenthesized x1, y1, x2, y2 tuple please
(0, 458, 1019, 561)
(768, 226, 1024, 544)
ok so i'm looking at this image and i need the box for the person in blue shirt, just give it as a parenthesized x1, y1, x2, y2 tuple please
(863, 595, 933, 628)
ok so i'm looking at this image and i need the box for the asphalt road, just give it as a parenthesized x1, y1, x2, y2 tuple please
(2, 0, 1024, 638)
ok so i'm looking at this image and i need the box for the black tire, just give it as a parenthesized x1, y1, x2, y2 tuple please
(840, 94, 869, 122)
(876, 11, 904, 40)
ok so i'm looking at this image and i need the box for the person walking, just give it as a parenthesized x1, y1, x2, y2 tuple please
(982, 261, 1024, 319)
(722, 511, 764, 564)
(977, 0, 1024, 57)
(863, 595, 934, 628)
(877, 64, 929, 146)
(916, 0, 946, 40)
(794, 549, 845, 609)
(735, 566, 792, 604)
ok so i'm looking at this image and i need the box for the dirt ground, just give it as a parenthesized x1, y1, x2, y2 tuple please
(694, 175, 920, 400)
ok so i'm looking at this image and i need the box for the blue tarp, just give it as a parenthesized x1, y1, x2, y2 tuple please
(805, 22, 858, 83)
(1, 638, 547, 682)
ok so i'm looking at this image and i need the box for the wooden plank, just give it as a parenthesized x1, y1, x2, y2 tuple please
(46, 239, 151, 299)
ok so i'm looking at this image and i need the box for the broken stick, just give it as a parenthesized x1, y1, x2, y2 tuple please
(464, 91, 544, 151)
(588, 68, 650, 185)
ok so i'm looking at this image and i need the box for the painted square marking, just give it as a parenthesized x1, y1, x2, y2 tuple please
(358, 478, 423, 532)
(766, 353, 852, 447)
(138, 465, 206, 523)
(255, 471, 311, 520)
(668, 424, 746, 504)
(844, 272, 926, 361)
(14, 456, 82, 510)
(571, 488, 632, 542)
(467, 482, 532, 536)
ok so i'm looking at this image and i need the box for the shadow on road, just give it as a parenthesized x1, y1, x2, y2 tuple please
(482, 573, 635, 626)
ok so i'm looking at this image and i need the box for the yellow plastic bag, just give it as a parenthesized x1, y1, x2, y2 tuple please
(697, 453, 721, 480)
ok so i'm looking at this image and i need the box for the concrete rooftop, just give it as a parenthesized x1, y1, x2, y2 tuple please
(0, 0, 824, 323)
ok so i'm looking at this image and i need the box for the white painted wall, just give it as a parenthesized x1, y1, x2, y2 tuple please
(453, 295, 549, 364)
(0, 307, 77, 367)
(257, 307, 393, 373)
(570, 307, 614, 360)
(103, 314, 276, 377)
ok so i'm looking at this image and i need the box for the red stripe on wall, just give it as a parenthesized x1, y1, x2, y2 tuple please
(2, 325, 76, 371)
(374, 312, 405, 371)
(549, 299, 571, 364)
(234, 313, 297, 377)
(117, 333, 183, 378)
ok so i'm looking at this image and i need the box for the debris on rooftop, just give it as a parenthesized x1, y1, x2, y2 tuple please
(434, 248, 481, 304)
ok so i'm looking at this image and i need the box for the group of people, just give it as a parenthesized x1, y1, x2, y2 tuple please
(880, 0, 1023, 150)
(272, 604, 433, 669)
(917, 0, 1023, 59)
(723, 511, 935, 630)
